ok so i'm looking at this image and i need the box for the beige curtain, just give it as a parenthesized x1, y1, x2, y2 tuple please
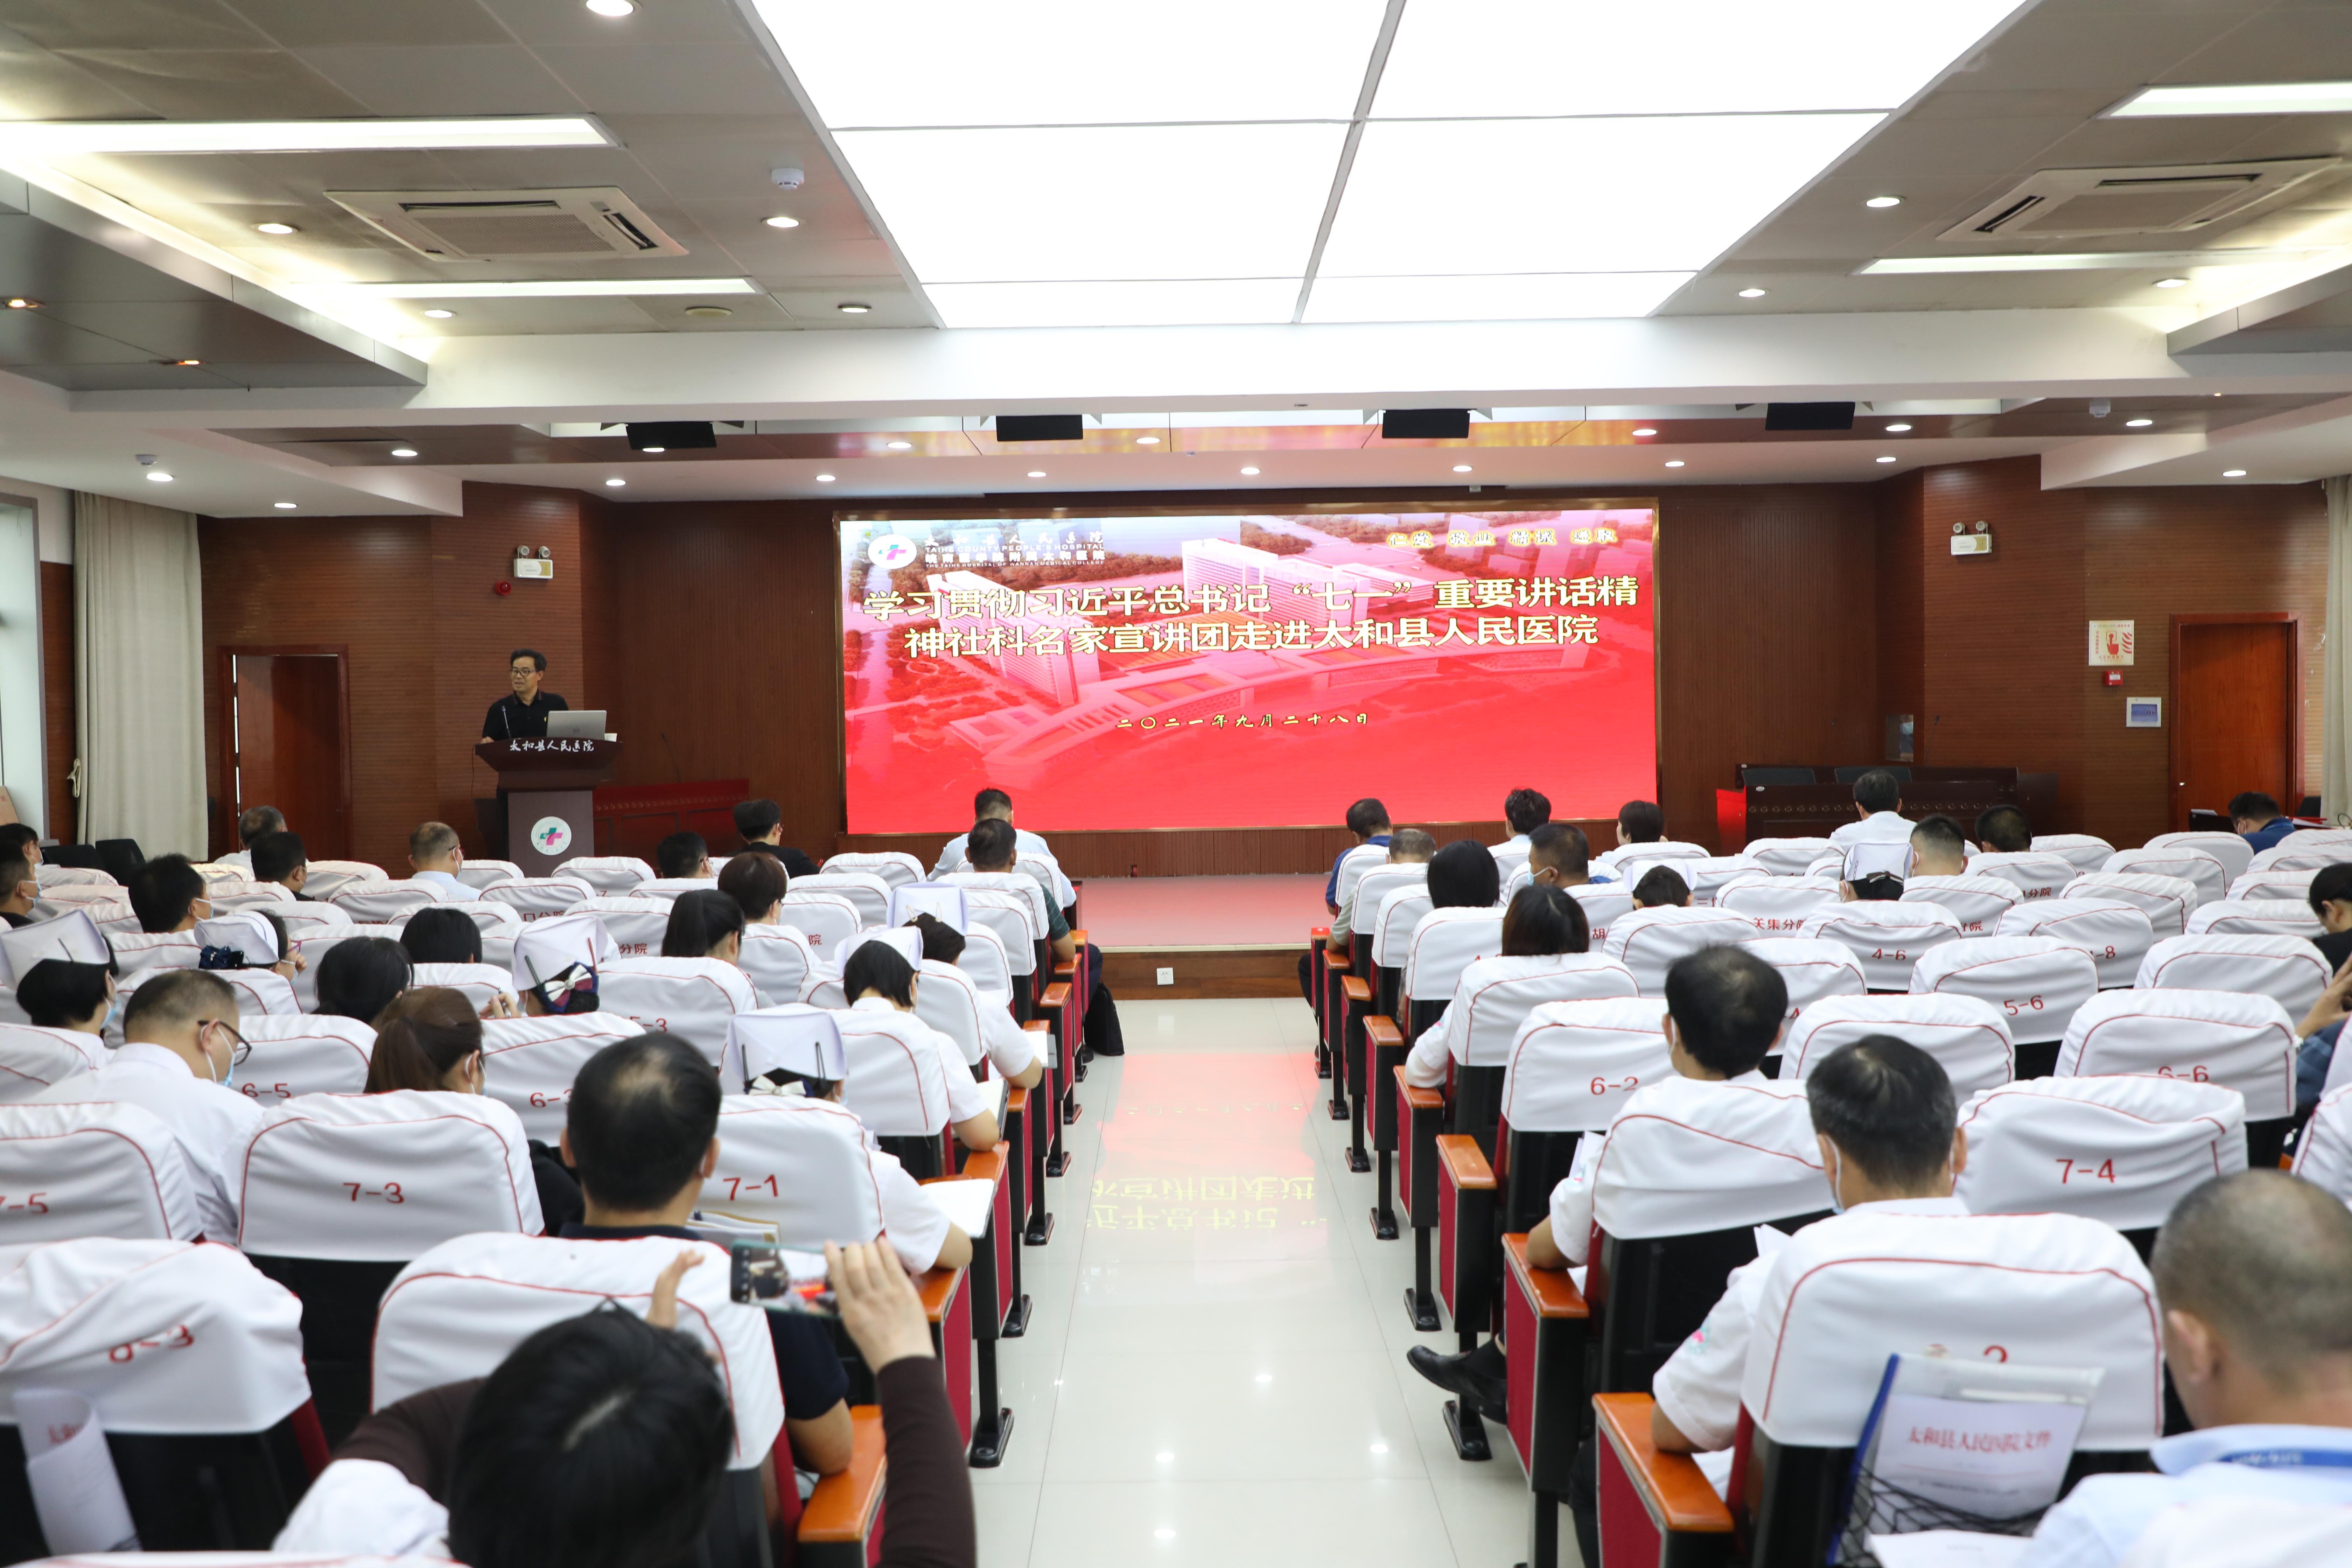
(73, 491, 206, 856)
(2328, 477, 2352, 824)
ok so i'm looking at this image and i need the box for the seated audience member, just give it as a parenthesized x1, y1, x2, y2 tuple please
(1829, 768, 1910, 847)
(662, 888, 746, 962)
(0, 822, 42, 869)
(128, 853, 211, 933)
(1407, 945, 1790, 1414)
(0, 850, 36, 927)
(2230, 791, 2298, 854)
(1327, 827, 1436, 953)
(657, 831, 715, 881)
(15, 952, 117, 1035)
(277, 1238, 975, 1568)
(1839, 838, 1909, 902)
(249, 829, 312, 898)
(2292, 948, 2352, 1115)
(1303, 798, 1396, 996)
(1403, 884, 1589, 1087)
(1503, 787, 1551, 848)
(1611, 799, 1667, 854)
(719, 849, 788, 926)
(1429, 836, 1502, 911)
(732, 797, 819, 878)
(197, 909, 300, 978)
(1907, 813, 1969, 877)
(408, 821, 468, 896)
(30, 967, 262, 1238)
(933, 786, 1060, 882)
(218, 804, 284, 874)
(843, 940, 1000, 1151)
(2311, 863, 2352, 972)
(368, 986, 578, 1230)
(967, 816, 1125, 1057)
(2017, 1170, 2352, 1568)
(317, 935, 414, 1024)
(1976, 803, 2034, 854)
(907, 912, 1044, 1088)
(1528, 821, 1606, 889)
(514, 914, 606, 1017)
(1631, 865, 1690, 909)
(402, 905, 485, 966)
(563, 1032, 855, 1473)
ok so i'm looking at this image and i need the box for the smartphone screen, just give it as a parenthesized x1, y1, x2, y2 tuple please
(728, 1241, 837, 1317)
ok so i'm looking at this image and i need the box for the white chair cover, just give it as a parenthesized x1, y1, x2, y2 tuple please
(2135, 932, 2330, 1021)
(1798, 901, 1963, 992)
(1404, 908, 1505, 1011)
(958, 928, 1013, 997)
(30, 888, 133, 926)
(1371, 888, 1435, 969)
(1499, 997, 1674, 1133)
(232, 1014, 380, 1103)
(1717, 876, 1840, 936)
(0, 1102, 202, 1241)
(210, 883, 295, 911)
(1604, 907, 1758, 996)
(1900, 874, 2019, 936)
(1675, 856, 1764, 906)
(2065, 873, 2198, 938)
(1565, 882, 1635, 948)
(2186, 898, 2323, 938)
(775, 891, 862, 959)
(1955, 1075, 2248, 1230)
(477, 876, 597, 921)
(2059, 989, 2297, 1120)
(115, 967, 297, 1031)
(2143, 830, 2254, 885)
(454, 859, 522, 891)
(2230, 867, 2318, 904)
(572, 894, 673, 956)
(786, 872, 892, 929)
(1908, 936, 2098, 1049)
(236, 1090, 542, 1260)
(839, 927, 924, 969)
(627, 877, 710, 903)
(333, 882, 462, 925)
(1736, 937, 1865, 1023)
(301, 861, 391, 902)
(2289, 1082, 2352, 1206)
(1743, 838, 1837, 878)
(915, 959, 991, 1068)
(1446, 954, 1642, 1066)
(552, 856, 655, 895)
(955, 890, 1037, 978)
(835, 1007, 958, 1135)
(1591, 1080, 1828, 1237)
(599, 958, 758, 1064)
(1601, 841, 1709, 871)
(1968, 851, 2079, 902)
(738, 922, 819, 1007)
(2248, 838, 2352, 874)
(1491, 845, 1532, 884)
(408, 961, 515, 1012)
(0, 1237, 309, 1434)
(1999, 898, 2157, 988)
(273, 900, 353, 941)
(288, 925, 403, 1011)
(2104, 847, 2229, 908)
(1741, 1210, 2162, 1448)
(373, 1230, 781, 1467)
(940, 869, 1050, 936)
(106, 931, 202, 979)
(479, 1015, 646, 1140)
(399, 900, 522, 939)
(33, 867, 117, 890)
(0, 1024, 101, 1102)
(1331, 841, 1391, 920)
(2032, 834, 2117, 876)
(824, 851, 925, 891)
(1783, 993, 2015, 1099)
(701, 1095, 887, 1252)
(1349, 864, 1427, 937)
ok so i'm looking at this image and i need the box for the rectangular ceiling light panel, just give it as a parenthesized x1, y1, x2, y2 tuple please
(0, 117, 616, 154)
(2108, 82, 2352, 118)
(925, 279, 1299, 328)
(750, 0, 1388, 126)
(1371, 1, 2034, 117)
(833, 123, 1347, 284)
(1320, 115, 1883, 278)
(1303, 271, 1692, 322)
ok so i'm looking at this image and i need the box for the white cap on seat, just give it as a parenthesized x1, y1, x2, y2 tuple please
(728, 1003, 847, 1088)
(195, 911, 281, 964)
(0, 911, 109, 985)
(510, 911, 615, 1000)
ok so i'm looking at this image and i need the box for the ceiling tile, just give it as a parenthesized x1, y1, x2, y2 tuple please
(483, 0, 763, 50)
(223, 0, 510, 48)
(0, 29, 153, 117)
(531, 43, 798, 116)
(51, 47, 371, 119)
(291, 44, 583, 115)
(0, 0, 270, 50)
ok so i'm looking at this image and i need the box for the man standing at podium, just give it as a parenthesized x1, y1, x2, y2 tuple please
(481, 648, 569, 742)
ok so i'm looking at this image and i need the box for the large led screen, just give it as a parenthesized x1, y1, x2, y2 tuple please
(842, 506, 1657, 833)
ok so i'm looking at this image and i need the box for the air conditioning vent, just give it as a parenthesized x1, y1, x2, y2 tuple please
(326, 187, 687, 261)
(1939, 158, 2342, 241)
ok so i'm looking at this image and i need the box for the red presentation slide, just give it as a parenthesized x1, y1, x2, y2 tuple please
(841, 506, 1657, 833)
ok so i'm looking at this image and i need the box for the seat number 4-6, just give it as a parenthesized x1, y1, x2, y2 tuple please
(2054, 1158, 2116, 1184)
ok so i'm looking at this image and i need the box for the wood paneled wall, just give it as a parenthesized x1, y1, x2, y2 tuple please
(40, 561, 73, 841)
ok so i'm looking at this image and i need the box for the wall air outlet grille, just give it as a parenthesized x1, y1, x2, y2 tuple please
(1938, 158, 2341, 242)
(327, 187, 687, 261)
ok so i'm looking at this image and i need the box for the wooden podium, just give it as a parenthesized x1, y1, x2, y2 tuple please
(475, 739, 621, 875)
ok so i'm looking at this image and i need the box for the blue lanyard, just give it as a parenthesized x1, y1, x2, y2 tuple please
(2218, 1448, 2352, 1470)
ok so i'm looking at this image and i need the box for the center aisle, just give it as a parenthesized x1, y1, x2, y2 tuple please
(974, 997, 1568, 1567)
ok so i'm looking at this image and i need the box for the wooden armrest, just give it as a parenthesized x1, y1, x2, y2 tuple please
(1593, 1393, 1734, 1534)
(1322, 948, 1351, 974)
(1069, 928, 1086, 946)
(798, 1405, 887, 1544)
(931, 1145, 1006, 1186)
(1341, 976, 1371, 1004)
(1435, 1134, 1494, 1190)
(917, 1261, 964, 1325)
(1309, 926, 1330, 940)
(1006, 1086, 1027, 1116)
(1395, 1067, 1445, 1113)
(1503, 1233, 1588, 1319)
(1364, 1015, 1401, 1049)
(1037, 981, 1072, 1010)
(1021, 1019, 1049, 1033)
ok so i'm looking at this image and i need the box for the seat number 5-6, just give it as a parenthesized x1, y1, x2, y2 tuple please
(2002, 995, 2045, 1016)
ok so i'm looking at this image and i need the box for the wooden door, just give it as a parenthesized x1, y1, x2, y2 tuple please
(2172, 616, 2299, 830)
(224, 649, 351, 860)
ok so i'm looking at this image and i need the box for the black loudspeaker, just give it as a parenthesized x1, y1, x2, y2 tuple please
(994, 414, 1085, 443)
(1764, 401, 1856, 430)
(626, 421, 717, 450)
(1379, 407, 1471, 440)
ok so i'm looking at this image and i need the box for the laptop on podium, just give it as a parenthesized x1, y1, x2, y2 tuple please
(547, 709, 609, 739)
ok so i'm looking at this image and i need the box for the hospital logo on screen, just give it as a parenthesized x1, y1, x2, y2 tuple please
(868, 534, 918, 569)
(531, 817, 573, 856)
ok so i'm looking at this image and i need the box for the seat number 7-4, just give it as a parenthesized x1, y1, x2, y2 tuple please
(2054, 1158, 2116, 1184)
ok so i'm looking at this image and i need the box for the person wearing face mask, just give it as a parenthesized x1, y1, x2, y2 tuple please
(5, 910, 122, 1040)
(30, 967, 262, 1240)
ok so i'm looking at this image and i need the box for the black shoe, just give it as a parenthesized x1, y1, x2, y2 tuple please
(1406, 1345, 1507, 1424)
(1088, 1041, 1124, 1056)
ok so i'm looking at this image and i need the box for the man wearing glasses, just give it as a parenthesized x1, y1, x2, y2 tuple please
(479, 648, 570, 743)
(32, 968, 262, 1241)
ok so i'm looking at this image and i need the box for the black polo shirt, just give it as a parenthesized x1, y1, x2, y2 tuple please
(482, 690, 569, 741)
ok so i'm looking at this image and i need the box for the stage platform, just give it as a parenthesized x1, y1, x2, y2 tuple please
(1077, 874, 1325, 999)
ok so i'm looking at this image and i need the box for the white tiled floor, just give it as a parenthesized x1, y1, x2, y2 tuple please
(975, 997, 1575, 1568)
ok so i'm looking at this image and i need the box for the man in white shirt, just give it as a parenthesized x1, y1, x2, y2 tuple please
(1501, 786, 1550, 849)
(31, 967, 264, 1239)
(215, 804, 283, 875)
(931, 787, 1072, 906)
(2016, 1170, 2352, 1568)
(407, 821, 470, 898)
(1827, 769, 1912, 848)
